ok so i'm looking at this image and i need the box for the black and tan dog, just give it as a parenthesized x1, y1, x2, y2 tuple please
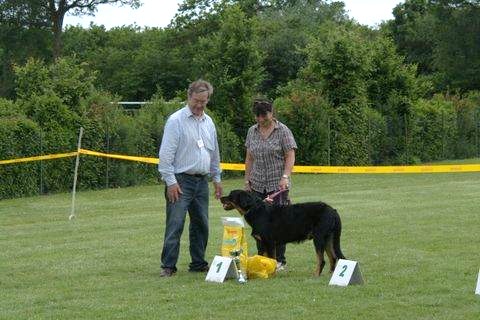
(220, 190, 345, 276)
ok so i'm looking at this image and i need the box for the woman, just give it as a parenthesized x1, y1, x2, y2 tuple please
(244, 98, 297, 271)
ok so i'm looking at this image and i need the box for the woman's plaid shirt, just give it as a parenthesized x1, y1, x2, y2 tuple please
(245, 120, 297, 193)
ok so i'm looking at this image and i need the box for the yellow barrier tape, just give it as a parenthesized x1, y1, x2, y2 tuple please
(79, 149, 245, 169)
(292, 164, 480, 174)
(1, 149, 480, 173)
(79, 149, 159, 164)
(0, 152, 77, 165)
(220, 163, 245, 171)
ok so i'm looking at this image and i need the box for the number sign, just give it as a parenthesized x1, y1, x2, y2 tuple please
(205, 256, 239, 283)
(329, 259, 364, 287)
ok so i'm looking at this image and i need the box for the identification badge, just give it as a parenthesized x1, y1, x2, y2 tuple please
(197, 139, 204, 148)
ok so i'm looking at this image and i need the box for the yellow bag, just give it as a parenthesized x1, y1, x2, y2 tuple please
(221, 217, 248, 276)
(247, 255, 277, 279)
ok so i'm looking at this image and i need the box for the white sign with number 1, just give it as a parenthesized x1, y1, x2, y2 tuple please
(205, 256, 239, 283)
(329, 259, 364, 287)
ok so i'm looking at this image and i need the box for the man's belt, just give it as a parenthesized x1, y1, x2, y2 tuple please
(181, 172, 207, 178)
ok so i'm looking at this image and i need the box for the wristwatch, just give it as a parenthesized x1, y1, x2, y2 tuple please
(281, 174, 289, 179)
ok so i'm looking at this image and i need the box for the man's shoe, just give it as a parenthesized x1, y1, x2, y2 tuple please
(188, 265, 209, 273)
(276, 262, 287, 272)
(160, 268, 176, 277)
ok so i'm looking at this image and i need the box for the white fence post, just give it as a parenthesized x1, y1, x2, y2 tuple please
(69, 127, 84, 220)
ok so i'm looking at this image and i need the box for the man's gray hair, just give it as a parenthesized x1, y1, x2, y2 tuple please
(188, 79, 213, 98)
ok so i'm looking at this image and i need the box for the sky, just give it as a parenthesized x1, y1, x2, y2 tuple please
(64, 0, 404, 30)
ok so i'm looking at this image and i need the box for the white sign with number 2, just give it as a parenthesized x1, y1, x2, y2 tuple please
(329, 259, 364, 286)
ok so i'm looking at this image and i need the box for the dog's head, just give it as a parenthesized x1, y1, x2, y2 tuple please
(220, 190, 260, 215)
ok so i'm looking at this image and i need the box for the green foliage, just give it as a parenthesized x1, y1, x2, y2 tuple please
(386, 0, 480, 93)
(0, 111, 42, 199)
(91, 27, 145, 100)
(78, 96, 158, 189)
(367, 35, 428, 163)
(193, 5, 264, 138)
(20, 93, 79, 129)
(386, 0, 435, 74)
(295, 25, 372, 164)
(432, 2, 480, 92)
(0, 0, 52, 97)
(2, 58, 99, 197)
(132, 29, 190, 100)
(63, 26, 189, 101)
(254, 0, 348, 97)
(408, 95, 457, 162)
(14, 59, 86, 170)
(4, 58, 112, 195)
(367, 36, 424, 114)
(62, 25, 109, 61)
(275, 86, 331, 165)
(107, 115, 153, 187)
(0, 98, 22, 117)
(208, 110, 242, 165)
(1, 0, 141, 61)
(329, 103, 370, 165)
(75, 91, 119, 190)
(364, 107, 387, 164)
(301, 24, 371, 107)
(17, 93, 79, 193)
(447, 91, 480, 159)
(15, 57, 95, 114)
(136, 96, 181, 157)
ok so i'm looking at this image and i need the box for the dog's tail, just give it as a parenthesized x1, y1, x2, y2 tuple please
(333, 209, 345, 259)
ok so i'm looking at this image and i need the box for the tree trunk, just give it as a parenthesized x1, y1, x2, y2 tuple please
(52, 16, 62, 59)
(50, 1, 66, 60)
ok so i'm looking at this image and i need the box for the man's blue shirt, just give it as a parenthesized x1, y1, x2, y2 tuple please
(158, 105, 221, 186)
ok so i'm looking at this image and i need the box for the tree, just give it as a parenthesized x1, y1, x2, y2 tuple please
(173, 0, 267, 27)
(385, 0, 435, 75)
(192, 5, 264, 139)
(0, 0, 49, 27)
(255, 0, 347, 97)
(293, 24, 373, 165)
(367, 35, 427, 163)
(385, 0, 480, 93)
(430, 0, 480, 92)
(0, 0, 52, 97)
(44, 0, 141, 58)
(0, 0, 141, 60)
(62, 25, 190, 101)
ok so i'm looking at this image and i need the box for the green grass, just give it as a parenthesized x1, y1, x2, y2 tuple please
(1, 173, 479, 319)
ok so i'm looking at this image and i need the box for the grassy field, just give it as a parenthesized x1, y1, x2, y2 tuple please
(1, 172, 479, 319)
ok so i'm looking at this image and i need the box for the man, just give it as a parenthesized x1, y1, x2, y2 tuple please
(158, 79, 222, 277)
